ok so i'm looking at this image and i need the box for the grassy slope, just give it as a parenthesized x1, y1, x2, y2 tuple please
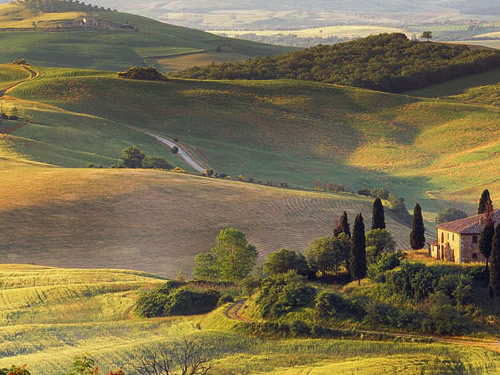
(8, 66, 500, 212)
(0, 4, 292, 71)
(0, 159, 415, 276)
(0, 265, 499, 374)
(405, 67, 500, 98)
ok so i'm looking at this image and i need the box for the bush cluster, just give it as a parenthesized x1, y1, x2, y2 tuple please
(174, 33, 500, 93)
(135, 282, 220, 318)
(255, 271, 316, 319)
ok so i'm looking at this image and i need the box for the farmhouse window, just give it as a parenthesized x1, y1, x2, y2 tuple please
(472, 253, 478, 259)
(473, 236, 478, 244)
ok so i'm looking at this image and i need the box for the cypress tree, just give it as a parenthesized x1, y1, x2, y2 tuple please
(480, 217, 495, 274)
(341, 211, 351, 238)
(410, 203, 426, 250)
(490, 224, 500, 312)
(479, 189, 493, 215)
(333, 211, 351, 238)
(372, 198, 386, 230)
(350, 213, 367, 285)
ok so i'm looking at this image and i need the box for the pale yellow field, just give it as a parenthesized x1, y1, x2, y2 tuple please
(0, 4, 84, 29)
(213, 25, 407, 39)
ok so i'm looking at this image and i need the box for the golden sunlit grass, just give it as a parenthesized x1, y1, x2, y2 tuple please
(0, 4, 84, 28)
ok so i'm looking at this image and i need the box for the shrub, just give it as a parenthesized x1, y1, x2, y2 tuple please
(367, 252, 401, 281)
(171, 146, 179, 154)
(135, 282, 183, 318)
(121, 145, 145, 168)
(0, 366, 30, 375)
(217, 294, 234, 306)
(142, 156, 172, 170)
(165, 288, 220, 316)
(290, 320, 310, 337)
(315, 291, 352, 318)
(256, 271, 316, 319)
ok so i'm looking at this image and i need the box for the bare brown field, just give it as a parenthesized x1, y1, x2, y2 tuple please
(0, 162, 416, 277)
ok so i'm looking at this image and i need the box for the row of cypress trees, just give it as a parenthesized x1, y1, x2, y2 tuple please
(336, 197, 427, 285)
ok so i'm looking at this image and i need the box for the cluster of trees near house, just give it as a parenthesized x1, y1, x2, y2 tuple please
(173, 33, 500, 93)
(136, 197, 486, 337)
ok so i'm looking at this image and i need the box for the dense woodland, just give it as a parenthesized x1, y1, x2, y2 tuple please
(174, 33, 500, 93)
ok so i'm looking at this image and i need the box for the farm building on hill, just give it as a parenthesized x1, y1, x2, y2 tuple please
(428, 210, 500, 264)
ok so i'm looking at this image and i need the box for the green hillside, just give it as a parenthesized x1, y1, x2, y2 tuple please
(0, 1, 292, 71)
(173, 33, 500, 93)
(6, 64, 500, 212)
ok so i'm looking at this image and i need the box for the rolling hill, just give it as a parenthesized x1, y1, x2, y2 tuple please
(0, 1, 292, 71)
(4, 64, 499, 211)
(0, 159, 415, 276)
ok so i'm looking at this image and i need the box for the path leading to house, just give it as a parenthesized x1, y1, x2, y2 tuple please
(0, 65, 38, 97)
(224, 299, 500, 353)
(142, 131, 206, 173)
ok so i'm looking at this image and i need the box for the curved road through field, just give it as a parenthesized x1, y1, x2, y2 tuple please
(143, 131, 205, 173)
(0, 65, 38, 97)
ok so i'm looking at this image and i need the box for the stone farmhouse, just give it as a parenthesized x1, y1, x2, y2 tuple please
(428, 210, 500, 264)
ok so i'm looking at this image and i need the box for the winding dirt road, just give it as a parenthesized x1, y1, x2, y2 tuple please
(0, 65, 38, 97)
(143, 131, 205, 173)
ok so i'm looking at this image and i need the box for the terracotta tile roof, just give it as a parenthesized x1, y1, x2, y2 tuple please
(436, 210, 500, 234)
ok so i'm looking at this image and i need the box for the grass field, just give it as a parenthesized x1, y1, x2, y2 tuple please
(213, 25, 408, 39)
(7, 65, 500, 212)
(404, 68, 500, 98)
(0, 4, 292, 71)
(0, 160, 417, 276)
(0, 265, 499, 374)
(454, 40, 500, 50)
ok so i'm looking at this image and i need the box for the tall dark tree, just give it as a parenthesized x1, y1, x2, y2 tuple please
(333, 211, 351, 238)
(372, 198, 386, 230)
(478, 189, 493, 215)
(410, 203, 425, 250)
(490, 224, 500, 313)
(480, 216, 495, 275)
(350, 214, 367, 285)
(121, 145, 145, 168)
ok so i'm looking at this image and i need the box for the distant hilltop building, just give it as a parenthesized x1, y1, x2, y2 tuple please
(80, 17, 110, 29)
(428, 210, 500, 263)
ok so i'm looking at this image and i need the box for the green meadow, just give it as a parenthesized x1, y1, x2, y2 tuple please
(0, 265, 499, 374)
(6, 66, 500, 212)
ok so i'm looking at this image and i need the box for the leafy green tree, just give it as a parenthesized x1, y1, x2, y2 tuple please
(410, 203, 425, 250)
(263, 249, 309, 276)
(121, 145, 145, 168)
(306, 236, 348, 276)
(350, 214, 367, 285)
(491, 225, 500, 312)
(366, 229, 396, 262)
(421, 31, 433, 42)
(371, 198, 386, 230)
(435, 207, 468, 224)
(193, 228, 258, 282)
(478, 189, 493, 214)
